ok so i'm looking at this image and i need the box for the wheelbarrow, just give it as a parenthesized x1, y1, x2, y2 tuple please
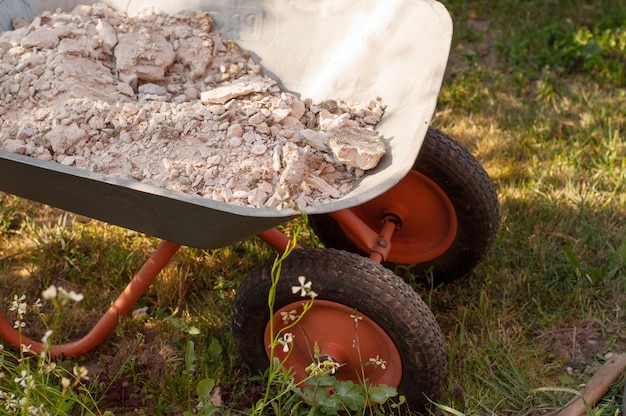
(0, 0, 499, 410)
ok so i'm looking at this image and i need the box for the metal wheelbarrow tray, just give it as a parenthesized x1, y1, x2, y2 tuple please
(0, 0, 452, 249)
(0, 0, 501, 411)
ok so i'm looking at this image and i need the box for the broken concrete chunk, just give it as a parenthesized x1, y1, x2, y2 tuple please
(96, 19, 118, 50)
(305, 174, 341, 198)
(200, 77, 277, 104)
(3, 139, 26, 154)
(328, 127, 386, 170)
(176, 37, 213, 80)
(138, 83, 167, 95)
(21, 27, 59, 49)
(298, 129, 328, 152)
(114, 31, 175, 81)
(277, 142, 309, 195)
(58, 38, 87, 55)
(48, 123, 88, 154)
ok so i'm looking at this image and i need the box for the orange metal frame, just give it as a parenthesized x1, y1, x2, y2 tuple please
(0, 214, 387, 358)
(329, 209, 397, 264)
(0, 240, 181, 357)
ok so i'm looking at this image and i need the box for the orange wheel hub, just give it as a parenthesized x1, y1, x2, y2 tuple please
(344, 170, 457, 264)
(265, 300, 402, 387)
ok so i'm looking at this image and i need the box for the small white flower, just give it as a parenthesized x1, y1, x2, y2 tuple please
(13, 320, 25, 329)
(282, 333, 294, 353)
(61, 377, 70, 394)
(40, 362, 56, 374)
(368, 355, 387, 370)
(14, 370, 32, 387)
(42, 286, 57, 300)
(280, 309, 298, 324)
(273, 186, 291, 210)
(27, 404, 47, 415)
(41, 330, 53, 344)
(57, 287, 84, 302)
(73, 365, 89, 381)
(68, 291, 84, 302)
(350, 312, 363, 323)
(291, 276, 312, 297)
(9, 295, 27, 317)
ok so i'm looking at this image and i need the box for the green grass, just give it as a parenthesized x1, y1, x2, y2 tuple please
(1, 0, 626, 414)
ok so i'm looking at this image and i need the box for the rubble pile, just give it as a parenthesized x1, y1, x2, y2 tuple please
(0, 3, 387, 209)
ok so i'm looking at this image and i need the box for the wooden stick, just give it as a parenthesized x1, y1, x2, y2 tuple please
(556, 353, 626, 416)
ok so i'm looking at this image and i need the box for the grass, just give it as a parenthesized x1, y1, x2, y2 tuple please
(1, 0, 626, 414)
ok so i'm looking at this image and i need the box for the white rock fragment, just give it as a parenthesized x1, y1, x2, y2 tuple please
(271, 108, 291, 123)
(250, 142, 267, 155)
(176, 37, 214, 80)
(277, 142, 309, 195)
(3, 139, 26, 154)
(114, 31, 175, 81)
(247, 188, 269, 207)
(328, 128, 387, 170)
(58, 38, 86, 55)
(200, 77, 277, 104)
(138, 83, 167, 95)
(298, 129, 328, 152)
(206, 155, 221, 166)
(48, 123, 87, 154)
(305, 174, 341, 198)
(96, 19, 118, 50)
(21, 27, 59, 49)
(116, 82, 135, 97)
(17, 124, 34, 140)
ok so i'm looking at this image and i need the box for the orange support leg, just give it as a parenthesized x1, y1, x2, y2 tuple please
(257, 227, 301, 252)
(0, 240, 181, 357)
(329, 209, 398, 264)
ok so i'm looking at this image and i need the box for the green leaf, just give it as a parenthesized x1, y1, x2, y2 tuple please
(164, 315, 201, 335)
(185, 340, 196, 375)
(367, 384, 398, 404)
(315, 394, 341, 415)
(187, 326, 201, 335)
(585, 268, 604, 285)
(308, 374, 335, 387)
(432, 402, 468, 416)
(207, 337, 222, 361)
(333, 380, 365, 411)
(562, 245, 582, 271)
(197, 377, 215, 401)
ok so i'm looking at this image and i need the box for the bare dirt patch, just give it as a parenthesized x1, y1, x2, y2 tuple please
(538, 319, 605, 372)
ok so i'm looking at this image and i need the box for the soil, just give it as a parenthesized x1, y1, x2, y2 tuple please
(539, 319, 605, 372)
(0, 3, 387, 209)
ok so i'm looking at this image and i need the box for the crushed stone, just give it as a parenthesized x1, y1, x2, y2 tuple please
(0, 3, 387, 209)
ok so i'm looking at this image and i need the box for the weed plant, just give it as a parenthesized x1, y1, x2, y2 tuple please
(1, 0, 626, 414)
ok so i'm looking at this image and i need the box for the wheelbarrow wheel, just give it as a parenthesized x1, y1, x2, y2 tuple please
(231, 248, 446, 411)
(309, 127, 499, 283)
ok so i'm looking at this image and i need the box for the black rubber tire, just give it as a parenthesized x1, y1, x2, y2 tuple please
(231, 248, 447, 412)
(309, 127, 499, 283)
